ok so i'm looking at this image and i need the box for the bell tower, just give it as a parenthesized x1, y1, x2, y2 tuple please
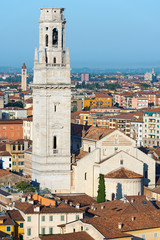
(32, 8, 71, 192)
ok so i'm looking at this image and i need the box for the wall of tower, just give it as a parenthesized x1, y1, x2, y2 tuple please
(32, 8, 71, 192)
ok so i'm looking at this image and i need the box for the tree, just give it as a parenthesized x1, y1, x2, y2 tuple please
(97, 174, 106, 203)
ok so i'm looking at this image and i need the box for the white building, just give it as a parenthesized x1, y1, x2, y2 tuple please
(0, 151, 12, 171)
(32, 8, 71, 192)
(130, 120, 143, 147)
(0, 107, 28, 120)
(14, 199, 83, 240)
(23, 117, 33, 140)
(71, 128, 156, 200)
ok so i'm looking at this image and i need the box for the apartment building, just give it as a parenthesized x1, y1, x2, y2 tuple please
(143, 108, 160, 147)
(6, 139, 32, 174)
(0, 120, 23, 140)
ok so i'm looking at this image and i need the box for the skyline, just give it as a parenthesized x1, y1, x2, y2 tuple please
(0, 0, 160, 69)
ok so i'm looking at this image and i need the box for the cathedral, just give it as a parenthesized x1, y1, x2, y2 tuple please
(32, 8, 156, 199)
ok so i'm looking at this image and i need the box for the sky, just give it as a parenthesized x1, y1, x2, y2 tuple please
(0, 0, 160, 69)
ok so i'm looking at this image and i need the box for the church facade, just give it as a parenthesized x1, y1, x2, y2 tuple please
(71, 128, 156, 200)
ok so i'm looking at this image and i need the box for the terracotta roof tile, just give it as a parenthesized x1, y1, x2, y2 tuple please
(40, 232, 94, 240)
(104, 168, 143, 179)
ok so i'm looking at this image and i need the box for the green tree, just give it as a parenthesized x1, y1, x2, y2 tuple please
(97, 174, 106, 203)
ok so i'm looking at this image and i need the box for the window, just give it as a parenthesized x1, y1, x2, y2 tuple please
(120, 160, 123, 165)
(18, 145, 21, 151)
(46, 27, 48, 30)
(49, 227, 53, 234)
(41, 227, 45, 235)
(46, 34, 48, 47)
(41, 216, 45, 222)
(73, 228, 75, 232)
(19, 223, 24, 228)
(76, 215, 79, 220)
(13, 162, 16, 165)
(154, 233, 158, 238)
(53, 136, 57, 149)
(6, 226, 11, 232)
(61, 215, 64, 221)
(9, 164, 11, 168)
(27, 216, 31, 222)
(81, 226, 83, 231)
(49, 215, 53, 221)
(54, 105, 56, 112)
(22, 145, 24, 150)
(54, 57, 56, 64)
(13, 155, 15, 159)
(84, 172, 87, 180)
(145, 171, 148, 179)
(88, 147, 91, 153)
(9, 158, 11, 161)
(13, 145, 16, 151)
(142, 234, 145, 239)
(27, 228, 31, 236)
(158, 125, 159, 128)
(52, 28, 58, 46)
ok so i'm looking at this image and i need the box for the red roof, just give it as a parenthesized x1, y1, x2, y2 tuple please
(105, 168, 143, 179)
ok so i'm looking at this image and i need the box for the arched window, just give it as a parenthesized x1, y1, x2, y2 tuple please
(53, 57, 56, 64)
(45, 34, 48, 47)
(52, 28, 58, 46)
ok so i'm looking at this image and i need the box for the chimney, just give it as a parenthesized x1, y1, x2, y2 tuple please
(82, 126, 86, 138)
(34, 206, 40, 212)
(101, 205, 105, 210)
(64, 199, 68, 204)
(28, 199, 34, 205)
(21, 196, 26, 203)
(76, 203, 80, 209)
(118, 222, 122, 229)
(69, 202, 73, 207)
(132, 216, 135, 221)
(131, 199, 135, 204)
(91, 204, 94, 210)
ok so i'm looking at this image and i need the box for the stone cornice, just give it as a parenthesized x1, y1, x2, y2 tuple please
(31, 83, 70, 89)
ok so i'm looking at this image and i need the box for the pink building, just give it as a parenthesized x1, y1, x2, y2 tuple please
(132, 97, 148, 109)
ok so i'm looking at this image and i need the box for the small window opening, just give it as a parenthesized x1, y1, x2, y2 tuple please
(54, 57, 56, 64)
(53, 136, 57, 149)
(54, 105, 56, 112)
(120, 160, 123, 165)
(45, 34, 48, 47)
(46, 27, 48, 31)
(88, 147, 91, 153)
(85, 172, 87, 180)
(46, 57, 48, 64)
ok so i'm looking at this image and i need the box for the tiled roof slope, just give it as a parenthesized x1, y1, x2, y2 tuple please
(104, 168, 143, 179)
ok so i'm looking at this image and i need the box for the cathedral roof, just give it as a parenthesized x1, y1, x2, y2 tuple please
(104, 168, 143, 179)
(83, 126, 114, 141)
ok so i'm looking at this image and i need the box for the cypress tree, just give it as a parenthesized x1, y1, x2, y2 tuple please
(97, 174, 106, 203)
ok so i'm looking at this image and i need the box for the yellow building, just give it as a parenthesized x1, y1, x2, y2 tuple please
(0, 210, 24, 240)
(6, 139, 32, 174)
(83, 94, 112, 109)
